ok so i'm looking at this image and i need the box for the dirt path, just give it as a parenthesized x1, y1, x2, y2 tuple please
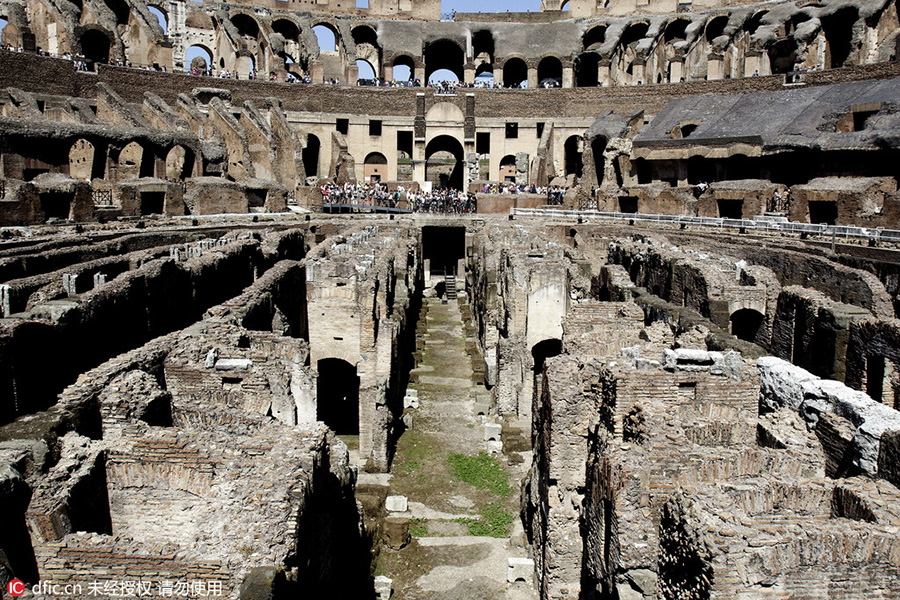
(374, 296, 536, 600)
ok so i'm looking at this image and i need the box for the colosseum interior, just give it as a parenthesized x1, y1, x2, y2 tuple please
(1, 0, 900, 598)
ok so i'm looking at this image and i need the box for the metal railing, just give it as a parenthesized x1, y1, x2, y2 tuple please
(510, 207, 900, 244)
(92, 189, 113, 206)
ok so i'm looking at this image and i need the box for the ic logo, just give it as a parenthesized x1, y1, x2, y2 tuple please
(7, 579, 25, 597)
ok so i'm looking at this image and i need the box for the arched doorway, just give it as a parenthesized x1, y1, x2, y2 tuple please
(500, 155, 517, 182)
(303, 134, 320, 179)
(166, 145, 194, 180)
(425, 135, 465, 190)
(564, 135, 583, 178)
(316, 359, 359, 435)
(69, 139, 95, 180)
(118, 141, 148, 180)
(730, 309, 764, 342)
(503, 58, 528, 88)
(576, 52, 600, 87)
(538, 56, 563, 87)
(392, 55, 413, 82)
(591, 137, 607, 186)
(364, 152, 387, 182)
(313, 23, 338, 52)
(80, 30, 111, 65)
(424, 39, 464, 82)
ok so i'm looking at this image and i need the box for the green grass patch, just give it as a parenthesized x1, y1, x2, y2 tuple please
(466, 423, 475, 429)
(405, 459, 420, 474)
(409, 518, 428, 537)
(447, 451, 510, 497)
(455, 504, 515, 538)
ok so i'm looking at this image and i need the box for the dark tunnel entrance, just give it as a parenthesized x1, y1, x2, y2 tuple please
(532, 338, 562, 405)
(422, 226, 466, 276)
(316, 358, 360, 435)
(730, 308, 764, 343)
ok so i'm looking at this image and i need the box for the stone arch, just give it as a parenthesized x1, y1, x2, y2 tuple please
(424, 38, 464, 82)
(768, 38, 798, 74)
(425, 135, 465, 190)
(614, 21, 650, 84)
(313, 22, 339, 53)
(364, 152, 387, 182)
(230, 13, 259, 39)
(147, 5, 167, 35)
(165, 145, 195, 180)
(352, 24, 381, 77)
(730, 308, 765, 342)
(821, 7, 858, 68)
(79, 28, 112, 65)
(69, 139, 96, 181)
(316, 358, 359, 435)
(356, 58, 376, 80)
(500, 154, 517, 181)
(118, 141, 150, 180)
(743, 10, 768, 37)
(104, 0, 130, 26)
(565, 135, 583, 178)
(391, 54, 414, 81)
(583, 24, 606, 51)
(531, 337, 562, 402)
(538, 55, 563, 87)
(503, 56, 528, 88)
(185, 44, 213, 73)
(705, 15, 729, 45)
(472, 29, 494, 69)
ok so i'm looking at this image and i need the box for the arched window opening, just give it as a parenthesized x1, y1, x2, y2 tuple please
(272, 19, 301, 42)
(425, 135, 465, 190)
(665, 19, 689, 42)
(503, 58, 528, 88)
(424, 39, 464, 82)
(313, 24, 337, 52)
(231, 14, 259, 39)
(69, 139, 95, 180)
(538, 56, 563, 88)
(185, 45, 212, 73)
(583, 26, 606, 51)
(148, 6, 167, 35)
(705, 15, 729, 44)
(357, 59, 376, 80)
(392, 55, 413, 81)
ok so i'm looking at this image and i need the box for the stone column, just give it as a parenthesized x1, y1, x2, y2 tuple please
(707, 53, 724, 80)
(668, 58, 684, 83)
(744, 51, 762, 77)
(414, 64, 426, 84)
(347, 63, 359, 86)
(310, 62, 325, 84)
(464, 66, 475, 84)
(383, 64, 393, 82)
(598, 60, 611, 86)
(527, 66, 538, 89)
(632, 59, 646, 85)
(562, 65, 574, 88)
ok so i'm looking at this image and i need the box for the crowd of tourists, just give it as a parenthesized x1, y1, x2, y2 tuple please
(320, 182, 476, 214)
(479, 182, 568, 204)
(411, 188, 477, 214)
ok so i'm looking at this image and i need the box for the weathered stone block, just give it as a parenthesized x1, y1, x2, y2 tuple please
(507, 557, 534, 583)
(385, 495, 408, 512)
